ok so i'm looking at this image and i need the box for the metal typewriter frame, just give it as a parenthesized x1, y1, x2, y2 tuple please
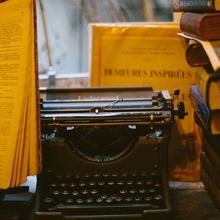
(34, 87, 185, 220)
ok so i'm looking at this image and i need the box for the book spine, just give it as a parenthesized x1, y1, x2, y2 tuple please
(201, 169, 220, 210)
(180, 13, 204, 40)
(190, 85, 210, 126)
(173, 0, 215, 12)
(201, 152, 220, 189)
(203, 140, 220, 175)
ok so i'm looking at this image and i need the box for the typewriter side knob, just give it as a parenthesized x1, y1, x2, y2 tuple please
(175, 101, 187, 119)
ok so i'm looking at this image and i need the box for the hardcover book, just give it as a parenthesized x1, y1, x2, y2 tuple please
(180, 12, 220, 41)
(0, 0, 40, 189)
(90, 22, 206, 181)
(186, 40, 211, 68)
(173, 0, 220, 12)
(190, 85, 220, 135)
(179, 33, 220, 72)
(196, 71, 220, 110)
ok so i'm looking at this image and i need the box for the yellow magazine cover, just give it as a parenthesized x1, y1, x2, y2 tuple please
(90, 22, 206, 181)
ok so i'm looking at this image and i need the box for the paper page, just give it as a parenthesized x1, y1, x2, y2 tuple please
(0, 0, 31, 189)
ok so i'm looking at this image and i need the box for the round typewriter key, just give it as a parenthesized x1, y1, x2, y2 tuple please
(86, 198, 93, 203)
(101, 194, 108, 199)
(72, 191, 79, 196)
(135, 196, 142, 202)
(62, 190, 69, 195)
(117, 181, 124, 186)
(126, 180, 133, 185)
(154, 194, 163, 201)
(65, 198, 74, 204)
(144, 196, 153, 202)
(120, 189, 127, 194)
(52, 190, 60, 195)
(65, 174, 71, 179)
(76, 199, 84, 204)
(132, 173, 137, 177)
(44, 197, 53, 203)
(69, 182, 76, 187)
(56, 174, 62, 179)
(96, 198, 103, 203)
(154, 183, 162, 188)
(121, 173, 128, 177)
(89, 181, 96, 186)
(112, 173, 118, 177)
(139, 189, 146, 194)
(82, 190, 89, 195)
(137, 181, 143, 185)
(145, 180, 153, 186)
(50, 183, 57, 187)
(106, 197, 113, 203)
(107, 181, 115, 186)
(149, 188, 157, 194)
(79, 182, 86, 187)
(125, 197, 133, 202)
(94, 173, 100, 178)
(115, 196, 123, 202)
(98, 181, 105, 186)
(91, 190, 98, 195)
(129, 189, 137, 194)
(84, 173, 90, 178)
(102, 173, 109, 178)
(60, 183, 67, 187)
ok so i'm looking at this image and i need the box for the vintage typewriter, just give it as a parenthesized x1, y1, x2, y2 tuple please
(34, 87, 186, 220)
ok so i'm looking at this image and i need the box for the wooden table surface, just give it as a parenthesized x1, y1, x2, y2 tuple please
(170, 182, 220, 220)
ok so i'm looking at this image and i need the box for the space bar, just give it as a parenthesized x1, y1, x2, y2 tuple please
(49, 203, 159, 211)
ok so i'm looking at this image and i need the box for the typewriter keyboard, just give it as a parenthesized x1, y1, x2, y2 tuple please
(39, 171, 165, 214)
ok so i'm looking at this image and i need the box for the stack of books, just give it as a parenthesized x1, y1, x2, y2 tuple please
(173, 0, 220, 209)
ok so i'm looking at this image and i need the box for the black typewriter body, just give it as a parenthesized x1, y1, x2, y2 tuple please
(34, 87, 184, 220)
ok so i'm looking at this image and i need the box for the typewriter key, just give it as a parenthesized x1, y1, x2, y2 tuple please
(86, 198, 93, 203)
(115, 196, 123, 202)
(44, 197, 53, 203)
(129, 189, 137, 194)
(105, 197, 113, 203)
(79, 181, 86, 187)
(60, 183, 67, 187)
(120, 189, 127, 194)
(81, 190, 89, 195)
(72, 191, 79, 196)
(52, 190, 60, 195)
(144, 196, 153, 202)
(154, 194, 163, 201)
(139, 189, 146, 194)
(98, 181, 105, 186)
(65, 198, 74, 204)
(88, 181, 96, 186)
(134, 196, 142, 202)
(96, 198, 103, 203)
(61, 190, 69, 195)
(91, 190, 98, 195)
(125, 197, 133, 202)
(107, 181, 115, 186)
(69, 183, 76, 187)
(76, 199, 84, 204)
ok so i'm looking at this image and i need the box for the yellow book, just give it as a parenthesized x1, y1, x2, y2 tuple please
(90, 22, 206, 181)
(0, 0, 40, 189)
(196, 71, 220, 110)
